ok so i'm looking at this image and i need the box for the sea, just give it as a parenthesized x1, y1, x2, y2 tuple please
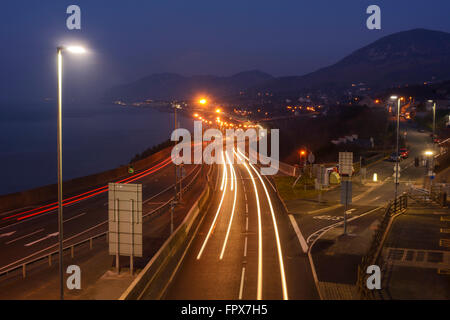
(0, 101, 192, 195)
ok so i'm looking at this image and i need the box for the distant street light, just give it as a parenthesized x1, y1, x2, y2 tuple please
(390, 95, 401, 201)
(199, 98, 207, 105)
(56, 45, 86, 300)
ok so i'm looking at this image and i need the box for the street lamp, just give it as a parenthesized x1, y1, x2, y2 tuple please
(390, 95, 401, 202)
(56, 45, 86, 300)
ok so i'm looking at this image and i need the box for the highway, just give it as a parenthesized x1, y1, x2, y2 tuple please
(162, 148, 318, 300)
(0, 150, 201, 272)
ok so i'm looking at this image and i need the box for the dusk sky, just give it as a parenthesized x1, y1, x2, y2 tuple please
(2, 0, 450, 102)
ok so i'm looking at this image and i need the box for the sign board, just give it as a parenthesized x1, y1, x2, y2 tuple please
(108, 183, 143, 257)
(340, 180, 352, 204)
(339, 152, 353, 176)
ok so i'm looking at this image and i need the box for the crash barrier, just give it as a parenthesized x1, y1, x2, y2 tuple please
(357, 193, 408, 299)
(119, 165, 215, 300)
(0, 164, 203, 282)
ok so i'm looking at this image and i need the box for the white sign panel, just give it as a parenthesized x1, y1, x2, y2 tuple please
(339, 152, 353, 176)
(108, 183, 143, 257)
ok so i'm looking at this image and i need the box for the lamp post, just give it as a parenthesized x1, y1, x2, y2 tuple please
(390, 95, 401, 204)
(56, 45, 86, 300)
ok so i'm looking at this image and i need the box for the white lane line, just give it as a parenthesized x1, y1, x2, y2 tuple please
(197, 153, 228, 260)
(238, 267, 246, 300)
(5, 229, 44, 245)
(0, 231, 16, 238)
(24, 232, 58, 247)
(244, 194, 247, 201)
(288, 215, 308, 253)
(246, 216, 249, 231)
(238, 149, 289, 300)
(64, 212, 87, 223)
(220, 152, 238, 260)
(244, 236, 248, 257)
(245, 203, 248, 213)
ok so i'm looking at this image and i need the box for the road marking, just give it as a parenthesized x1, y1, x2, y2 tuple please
(246, 216, 249, 231)
(24, 232, 59, 247)
(237, 153, 263, 300)
(244, 194, 247, 201)
(238, 149, 289, 300)
(5, 228, 45, 245)
(288, 215, 308, 253)
(245, 203, 248, 213)
(64, 212, 87, 223)
(0, 231, 16, 238)
(346, 208, 356, 214)
(238, 267, 246, 300)
(244, 237, 248, 257)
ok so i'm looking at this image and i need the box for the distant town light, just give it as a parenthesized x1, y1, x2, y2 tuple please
(199, 99, 207, 105)
(215, 108, 221, 113)
(424, 150, 433, 156)
(390, 95, 398, 100)
(373, 173, 377, 182)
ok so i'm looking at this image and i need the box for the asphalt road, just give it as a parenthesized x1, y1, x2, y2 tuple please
(163, 149, 318, 300)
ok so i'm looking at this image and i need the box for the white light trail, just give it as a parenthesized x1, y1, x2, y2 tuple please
(237, 149, 289, 300)
(219, 151, 237, 260)
(197, 151, 228, 260)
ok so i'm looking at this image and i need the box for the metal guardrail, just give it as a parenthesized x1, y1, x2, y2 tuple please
(356, 193, 408, 299)
(0, 164, 204, 281)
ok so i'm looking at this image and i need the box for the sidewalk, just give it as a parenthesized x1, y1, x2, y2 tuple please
(380, 200, 449, 299)
(310, 208, 385, 299)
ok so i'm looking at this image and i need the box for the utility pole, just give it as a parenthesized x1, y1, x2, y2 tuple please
(394, 97, 401, 213)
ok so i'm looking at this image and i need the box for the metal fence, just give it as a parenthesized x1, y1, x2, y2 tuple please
(356, 193, 408, 299)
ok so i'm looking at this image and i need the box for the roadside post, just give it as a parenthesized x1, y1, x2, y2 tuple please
(108, 183, 143, 275)
(339, 152, 353, 234)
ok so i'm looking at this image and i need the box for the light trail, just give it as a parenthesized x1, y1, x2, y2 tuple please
(197, 151, 228, 260)
(5, 157, 172, 221)
(219, 151, 237, 260)
(237, 149, 289, 300)
(234, 149, 263, 300)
